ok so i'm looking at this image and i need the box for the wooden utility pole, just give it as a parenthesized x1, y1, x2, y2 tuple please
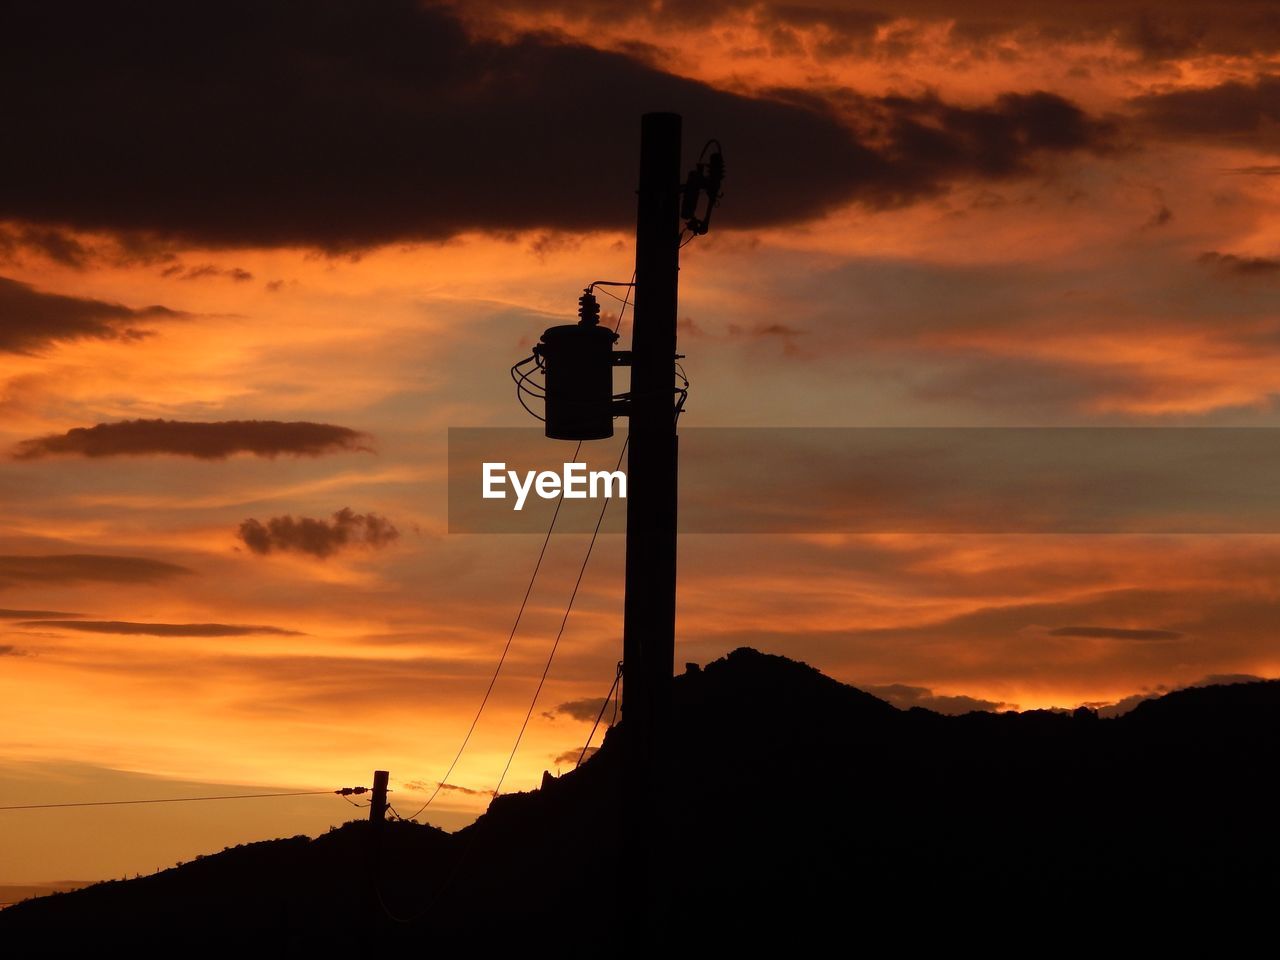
(622, 111, 682, 933)
(369, 769, 389, 824)
(623, 111, 681, 781)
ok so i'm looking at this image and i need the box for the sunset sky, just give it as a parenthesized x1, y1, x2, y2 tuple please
(3, 0, 1280, 883)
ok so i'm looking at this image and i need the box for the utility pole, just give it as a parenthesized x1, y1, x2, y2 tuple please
(622, 111, 682, 935)
(369, 769, 389, 825)
(525, 110, 713, 938)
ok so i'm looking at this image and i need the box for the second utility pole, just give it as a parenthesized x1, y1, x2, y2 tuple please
(622, 111, 681, 934)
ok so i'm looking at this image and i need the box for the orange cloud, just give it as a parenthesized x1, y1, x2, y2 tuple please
(0, 554, 190, 588)
(16, 621, 302, 637)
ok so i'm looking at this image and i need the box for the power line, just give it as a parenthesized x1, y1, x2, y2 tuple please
(510, 355, 548, 421)
(491, 437, 626, 797)
(375, 458, 623, 924)
(575, 660, 623, 770)
(403, 273, 635, 823)
(612, 271, 635, 333)
(0, 790, 341, 811)
(399, 461, 578, 822)
(381, 269, 640, 923)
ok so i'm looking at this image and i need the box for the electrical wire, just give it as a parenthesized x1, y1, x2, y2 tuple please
(574, 660, 623, 770)
(511, 355, 545, 395)
(376, 250, 681, 926)
(372, 451, 625, 922)
(612, 271, 635, 333)
(588, 278, 635, 311)
(592, 285, 631, 305)
(511, 355, 548, 421)
(0, 790, 341, 811)
(382, 152, 701, 919)
(398, 440, 582, 823)
(505, 278, 684, 794)
(404, 272, 637, 823)
(675, 366, 690, 421)
(490, 437, 627, 798)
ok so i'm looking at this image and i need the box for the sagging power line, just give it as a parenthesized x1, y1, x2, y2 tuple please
(0, 786, 370, 812)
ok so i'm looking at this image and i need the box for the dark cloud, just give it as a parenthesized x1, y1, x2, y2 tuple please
(1049, 626, 1184, 641)
(0, 275, 179, 354)
(553, 746, 597, 767)
(1134, 74, 1280, 147)
(0, 554, 191, 588)
(725, 322, 804, 340)
(1197, 251, 1280, 277)
(238, 508, 400, 559)
(0, 225, 185, 270)
(1020, 5, 1280, 60)
(402, 780, 487, 796)
(12, 419, 371, 460)
(0, 645, 27, 657)
(862, 682, 1010, 715)
(159, 264, 254, 282)
(0, 224, 92, 267)
(0, 608, 82, 619)
(457, 0, 890, 35)
(16, 620, 301, 637)
(853, 89, 1116, 184)
(1199, 672, 1269, 686)
(1145, 205, 1173, 228)
(545, 697, 612, 722)
(457, 0, 1280, 61)
(0, 1, 1111, 251)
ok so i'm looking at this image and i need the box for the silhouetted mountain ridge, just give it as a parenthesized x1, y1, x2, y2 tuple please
(1123, 674, 1280, 722)
(3, 646, 1276, 948)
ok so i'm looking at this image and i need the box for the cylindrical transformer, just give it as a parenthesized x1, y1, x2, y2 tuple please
(538, 322, 619, 440)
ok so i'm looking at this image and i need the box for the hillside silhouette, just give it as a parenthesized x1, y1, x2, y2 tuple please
(2, 647, 1277, 949)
